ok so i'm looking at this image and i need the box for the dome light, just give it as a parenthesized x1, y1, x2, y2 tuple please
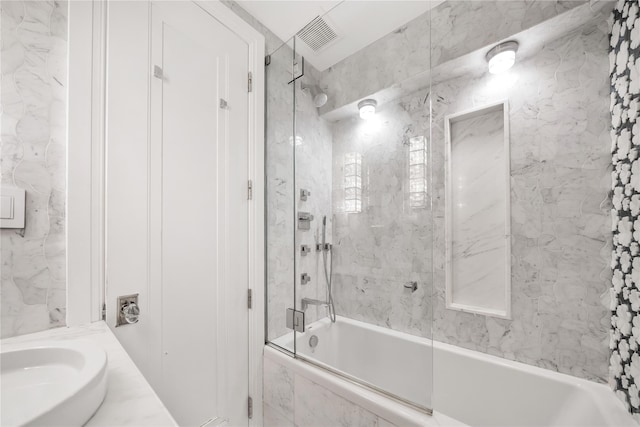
(358, 99, 377, 120)
(486, 41, 519, 74)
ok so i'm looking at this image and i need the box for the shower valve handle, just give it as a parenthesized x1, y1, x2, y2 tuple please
(404, 281, 418, 292)
(121, 302, 140, 324)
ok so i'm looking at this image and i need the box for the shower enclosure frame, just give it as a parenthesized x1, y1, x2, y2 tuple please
(264, 22, 434, 416)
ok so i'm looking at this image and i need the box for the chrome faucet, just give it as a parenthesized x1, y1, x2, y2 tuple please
(301, 298, 329, 311)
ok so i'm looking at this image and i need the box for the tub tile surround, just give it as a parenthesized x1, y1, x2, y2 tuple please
(318, 0, 586, 118)
(609, 0, 640, 421)
(264, 40, 334, 340)
(265, 41, 297, 342)
(331, 98, 433, 339)
(1, 322, 177, 426)
(294, 375, 379, 427)
(294, 66, 334, 330)
(1, 0, 68, 338)
(326, 8, 612, 383)
(263, 347, 437, 427)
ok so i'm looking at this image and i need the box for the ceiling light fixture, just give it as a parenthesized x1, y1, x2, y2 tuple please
(358, 99, 377, 120)
(486, 41, 519, 74)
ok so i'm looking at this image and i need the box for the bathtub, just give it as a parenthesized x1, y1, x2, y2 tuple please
(268, 316, 635, 427)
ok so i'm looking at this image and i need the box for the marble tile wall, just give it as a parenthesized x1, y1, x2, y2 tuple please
(331, 94, 433, 339)
(263, 354, 396, 427)
(608, 0, 640, 421)
(318, 0, 585, 117)
(294, 62, 334, 330)
(431, 18, 611, 382)
(1, 0, 68, 338)
(449, 107, 508, 315)
(262, 36, 334, 340)
(330, 17, 612, 382)
(264, 41, 296, 342)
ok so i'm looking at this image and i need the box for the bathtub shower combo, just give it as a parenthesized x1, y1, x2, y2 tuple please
(264, 1, 636, 426)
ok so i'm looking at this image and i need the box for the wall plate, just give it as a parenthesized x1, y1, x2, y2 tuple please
(116, 293, 139, 327)
(0, 187, 26, 229)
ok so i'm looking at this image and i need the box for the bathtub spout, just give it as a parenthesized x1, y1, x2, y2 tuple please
(301, 298, 329, 312)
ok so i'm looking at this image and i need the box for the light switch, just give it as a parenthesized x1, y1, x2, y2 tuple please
(0, 187, 25, 229)
(0, 196, 13, 219)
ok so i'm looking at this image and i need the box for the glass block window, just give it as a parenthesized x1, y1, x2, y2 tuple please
(344, 152, 362, 213)
(409, 136, 427, 209)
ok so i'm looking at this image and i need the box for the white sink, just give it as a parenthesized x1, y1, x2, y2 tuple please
(1, 341, 108, 427)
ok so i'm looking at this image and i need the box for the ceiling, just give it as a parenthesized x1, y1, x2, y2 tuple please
(238, 0, 443, 71)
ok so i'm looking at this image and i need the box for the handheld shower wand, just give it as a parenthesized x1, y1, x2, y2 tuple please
(321, 215, 336, 323)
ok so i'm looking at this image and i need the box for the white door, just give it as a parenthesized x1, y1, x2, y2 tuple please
(149, 2, 249, 425)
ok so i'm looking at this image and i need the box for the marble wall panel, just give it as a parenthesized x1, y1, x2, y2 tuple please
(263, 353, 399, 427)
(1, 0, 68, 338)
(330, 18, 611, 382)
(318, 1, 584, 115)
(449, 106, 508, 315)
(294, 62, 334, 329)
(331, 91, 433, 338)
(264, 42, 296, 342)
(432, 19, 612, 382)
(263, 38, 334, 341)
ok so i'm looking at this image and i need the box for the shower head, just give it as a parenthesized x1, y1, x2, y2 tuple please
(313, 93, 328, 108)
(301, 84, 328, 108)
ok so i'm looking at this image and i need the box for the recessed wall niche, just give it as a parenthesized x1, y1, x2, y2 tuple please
(445, 101, 511, 319)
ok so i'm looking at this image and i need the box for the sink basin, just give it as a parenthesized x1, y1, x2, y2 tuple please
(1, 341, 108, 426)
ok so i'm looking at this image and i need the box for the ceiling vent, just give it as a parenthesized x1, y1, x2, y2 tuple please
(297, 16, 339, 52)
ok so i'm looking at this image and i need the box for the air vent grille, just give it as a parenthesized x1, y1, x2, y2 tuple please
(297, 16, 338, 52)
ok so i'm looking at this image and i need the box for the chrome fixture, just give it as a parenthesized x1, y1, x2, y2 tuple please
(116, 293, 140, 327)
(357, 99, 377, 120)
(301, 244, 311, 256)
(298, 211, 314, 230)
(301, 84, 328, 108)
(301, 273, 311, 285)
(486, 40, 519, 74)
(301, 297, 329, 311)
(321, 215, 337, 323)
(300, 188, 311, 201)
(309, 335, 319, 350)
(286, 308, 305, 332)
(404, 281, 418, 293)
(316, 243, 332, 252)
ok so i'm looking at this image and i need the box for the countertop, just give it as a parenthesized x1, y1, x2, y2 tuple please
(1, 321, 177, 426)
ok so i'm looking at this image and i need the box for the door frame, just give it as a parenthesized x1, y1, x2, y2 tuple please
(67, 1, 265, 424)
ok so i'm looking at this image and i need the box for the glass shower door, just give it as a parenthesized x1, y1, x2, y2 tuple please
(290, 15, 434, 410)
(264, 4, 434, 414)
(265, 38, 297, 354)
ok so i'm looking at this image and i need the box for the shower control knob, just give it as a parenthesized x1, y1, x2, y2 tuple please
(301, 273, 311, 285)
(121, 302, 140, 324)
(404, 281, 418, 293)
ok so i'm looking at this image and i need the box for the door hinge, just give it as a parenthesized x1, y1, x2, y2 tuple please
(248, 72, 253, 92)
(248, 289, 253, 309)
(265, 55, 271, 66)
(248, 396, 253, 419)
(102, 303, 106, 321)
(247, 179, 253, 200)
